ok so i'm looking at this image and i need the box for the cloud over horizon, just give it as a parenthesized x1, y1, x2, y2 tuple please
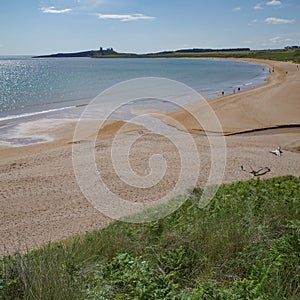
(269, 35, 296, 44)
(270, 36, 281, 42)
(97, 13, 155, 22)
(41, 6, 72, 14)
(265, 17, 295, 24)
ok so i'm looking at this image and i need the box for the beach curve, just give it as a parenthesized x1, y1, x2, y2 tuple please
(166, 59, 300, 135)
(0, 58, 299, 255)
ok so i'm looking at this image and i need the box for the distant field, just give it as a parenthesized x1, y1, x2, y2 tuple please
(1, 176, 300, 299)
(37, 48, 300, 64)
(144, 49, 300, 64)
(91, 49, 300, 64)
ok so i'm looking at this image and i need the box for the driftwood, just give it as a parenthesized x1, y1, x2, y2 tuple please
(241, 165, 271, 176)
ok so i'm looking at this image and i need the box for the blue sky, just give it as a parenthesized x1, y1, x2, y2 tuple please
(0, 0, 299, 55)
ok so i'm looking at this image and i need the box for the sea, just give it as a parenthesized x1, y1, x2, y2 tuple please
(0, 56, 270, 146)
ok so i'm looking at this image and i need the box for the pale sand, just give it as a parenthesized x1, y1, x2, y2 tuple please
(0, 59, 299, 255)
(167, 59, 300, 135)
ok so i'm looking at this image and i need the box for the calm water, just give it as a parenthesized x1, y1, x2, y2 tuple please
(0, 57, 269, 146)
(0, 57, 269, 120)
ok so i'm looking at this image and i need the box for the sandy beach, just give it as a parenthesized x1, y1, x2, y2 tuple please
(0, 59, 299, 255)
(168, 59, 300, 135)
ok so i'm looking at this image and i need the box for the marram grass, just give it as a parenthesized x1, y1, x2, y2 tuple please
(1, 176, 300, 299)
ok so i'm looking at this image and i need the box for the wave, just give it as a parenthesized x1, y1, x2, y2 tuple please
(0, 106, 74, 122)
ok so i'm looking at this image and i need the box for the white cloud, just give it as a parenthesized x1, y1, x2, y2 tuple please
(41, 6, 72, 14)
(266, 0, 282, 6)
(270, 36, 281, 42)
(97, 13, 155, 22)
(269, 36, 296, 44)
(265, 17, 295, 24)
(233, 7, 241, 11)
(248, 19, 259, 25)
(254, 3, 263, 9)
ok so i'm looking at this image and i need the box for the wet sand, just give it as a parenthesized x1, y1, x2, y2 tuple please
(167, 59, 300, 135)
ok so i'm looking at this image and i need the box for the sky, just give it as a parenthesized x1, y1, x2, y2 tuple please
(0, 0, 299, 55)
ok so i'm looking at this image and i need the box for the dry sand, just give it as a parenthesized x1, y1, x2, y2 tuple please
(0, 59, 299, 255)
(168, 59, 300, 135)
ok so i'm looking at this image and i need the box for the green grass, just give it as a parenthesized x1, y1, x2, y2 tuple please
(148, 49, 300, 64)
(96, 49, 300, 64)
(191, 49, 300, 64)
(1, 176, 300, 299)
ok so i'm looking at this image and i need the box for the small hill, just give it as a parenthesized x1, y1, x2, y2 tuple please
(33, 47, 119, 58)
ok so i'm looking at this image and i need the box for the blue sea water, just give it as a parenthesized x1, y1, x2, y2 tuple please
(0, 57, 269, 119)
(0, 56, 269, 146)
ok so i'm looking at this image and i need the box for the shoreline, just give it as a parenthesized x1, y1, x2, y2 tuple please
(0, 57, 269, 148)
(0, 57, 268, 129)
(164, 58, 300, 135)
(1, 58, 299, 255)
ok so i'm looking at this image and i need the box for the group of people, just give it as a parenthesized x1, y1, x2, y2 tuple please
(221, 87, 241, 96)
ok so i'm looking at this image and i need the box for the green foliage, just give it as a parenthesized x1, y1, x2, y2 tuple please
(85, 252, 179, 299)
(88, 48, 300, 63)
(145, 49, 300, 64)
(1, 176, 300, 299)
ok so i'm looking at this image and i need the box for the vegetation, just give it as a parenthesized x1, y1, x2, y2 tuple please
(1, 176, 300, 299)
(34, 47, 300, 64)
(144, 49, 300, 64)
(91, 48, 300, 64)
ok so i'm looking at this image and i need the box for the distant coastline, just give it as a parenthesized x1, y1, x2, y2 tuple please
(33, 47, 300, 64)
(33, 47, 251, 58)
(33, 47, 119, 58)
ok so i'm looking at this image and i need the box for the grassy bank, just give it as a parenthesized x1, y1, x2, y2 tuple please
(145, 49, 300, 64)
(89, 49, 300, 64)
(37, 48, 300, 64)
(1, 176, 300, 299)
